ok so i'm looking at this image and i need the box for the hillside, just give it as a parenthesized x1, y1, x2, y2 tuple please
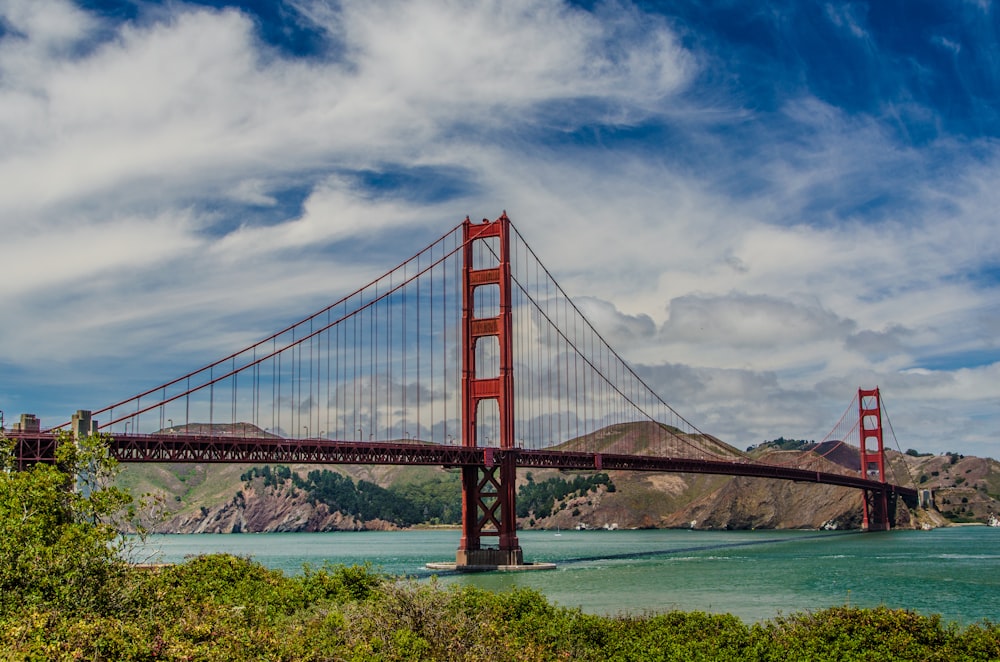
(899, 451, 1000, 523)
(119, 461, 460, 533)
(115, 423, 1000, 533)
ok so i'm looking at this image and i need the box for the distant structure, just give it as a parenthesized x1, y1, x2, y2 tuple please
(12, 414, 40, 433)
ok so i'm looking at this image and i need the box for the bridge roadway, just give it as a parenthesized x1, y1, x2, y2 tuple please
(8, 431, 918, 505)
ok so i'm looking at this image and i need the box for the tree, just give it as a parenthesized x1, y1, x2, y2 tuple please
(0, 432, 135, 616)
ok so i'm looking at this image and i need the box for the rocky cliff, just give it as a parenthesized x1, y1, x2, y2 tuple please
(163, 482, 400, 534)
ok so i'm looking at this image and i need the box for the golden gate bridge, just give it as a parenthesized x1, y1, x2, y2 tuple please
(7, 213, 918, 570)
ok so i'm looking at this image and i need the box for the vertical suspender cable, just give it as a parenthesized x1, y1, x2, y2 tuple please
(402, 258, 408, 440)
(209, 366, 214, 435)
(386, 272, 391, 438)
(370, 281, 376, 440)
(325, 309, 330, 439)
(416, 247, 421, 440)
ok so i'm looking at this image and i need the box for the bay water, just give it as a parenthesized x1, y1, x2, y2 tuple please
(134, 527, 999, 624)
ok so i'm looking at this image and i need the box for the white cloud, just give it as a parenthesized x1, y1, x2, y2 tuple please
(226, 179, 279, 207)
(824, 2, 869, 40)
(0, 0, 96, 56)
(0, 0, 997, 457)
(0, 1, 697, 405)
(844, 325, 913, 359)
(573, 297, 657, 346)
(932, 35, 962, 55)
(661, 292, 854, 348)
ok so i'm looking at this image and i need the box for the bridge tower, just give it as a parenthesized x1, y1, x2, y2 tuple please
(456, 213, 523, 568)
(858, 387, 893, 531)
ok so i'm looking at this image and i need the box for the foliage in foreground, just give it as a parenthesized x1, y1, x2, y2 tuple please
(1, 434, 999, 660)
(0, 433, 134, 616)
(1, 555, 998, 661)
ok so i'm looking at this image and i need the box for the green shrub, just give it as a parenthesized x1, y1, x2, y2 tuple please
(0, 433, 133, 617)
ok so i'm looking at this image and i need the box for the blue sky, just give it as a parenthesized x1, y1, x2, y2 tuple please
(1, 0, 998, 457)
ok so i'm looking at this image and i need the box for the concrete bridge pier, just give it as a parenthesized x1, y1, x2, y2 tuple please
(71, 410, 98, 439)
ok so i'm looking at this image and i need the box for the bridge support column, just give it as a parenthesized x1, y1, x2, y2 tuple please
(71, 410, 97, 439)
(455, 213, 524, 569)
(859, 388, 892, 531)
(862, 488, 896, 532)
(456, 455, 522, 567)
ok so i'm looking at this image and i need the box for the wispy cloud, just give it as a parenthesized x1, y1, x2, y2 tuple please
(1, 0, 998, 457)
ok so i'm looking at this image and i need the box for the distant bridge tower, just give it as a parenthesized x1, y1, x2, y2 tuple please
(457, 213, 523, 568)
(859, 387, 893, 530)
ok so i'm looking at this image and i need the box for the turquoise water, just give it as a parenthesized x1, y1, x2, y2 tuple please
(135, 527, 1000, 624)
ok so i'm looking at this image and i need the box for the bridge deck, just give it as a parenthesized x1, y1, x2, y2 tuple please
(7, 431, 917, 502)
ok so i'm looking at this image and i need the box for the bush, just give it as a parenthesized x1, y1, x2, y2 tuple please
(2, 555, 999, 661)
(3, 434, 999, 661)
(0, 433, 134, 617)
(756, 606, 1000, 661)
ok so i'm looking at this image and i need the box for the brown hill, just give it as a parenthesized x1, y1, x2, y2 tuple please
(552, 420, 745, 459)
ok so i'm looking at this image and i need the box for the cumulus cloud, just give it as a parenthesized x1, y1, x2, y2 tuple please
(661, 292, 855, 348)
(844, 324, 913, 359)
(574, 297, 657, 347)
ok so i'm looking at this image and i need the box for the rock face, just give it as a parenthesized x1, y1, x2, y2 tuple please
(145, 478, 400, 534)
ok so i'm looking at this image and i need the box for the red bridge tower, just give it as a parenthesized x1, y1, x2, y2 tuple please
(859, 387, 894, 531)
(456, 213, 523, 568)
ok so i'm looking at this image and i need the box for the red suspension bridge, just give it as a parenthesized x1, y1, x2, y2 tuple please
(8, 213, 918, 569)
